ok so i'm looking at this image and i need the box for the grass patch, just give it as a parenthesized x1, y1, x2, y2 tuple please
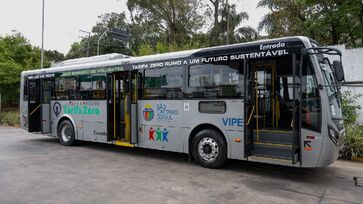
(0, 110, 20, 127)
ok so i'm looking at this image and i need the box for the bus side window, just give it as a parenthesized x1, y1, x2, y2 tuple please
(161, 66, 183, 99)
(187, 61, 243, 99)
(93, 75, 106, 99)
(29, 80, 40, 103)
(56, 77, 79, 100)
(301, 61, 321, 132)
(142, 68, 165, 99)
(51, 79, 56, 100)
(80, 75, 93, 100)
(141, 66, 184, 99)
(42, 79, 52, 103)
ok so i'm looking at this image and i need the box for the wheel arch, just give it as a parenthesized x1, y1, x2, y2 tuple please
(188, 123, 228, 157)
(56, 115, 77, 139)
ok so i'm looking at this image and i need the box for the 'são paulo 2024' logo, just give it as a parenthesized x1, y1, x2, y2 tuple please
(143, 104, 154, 122)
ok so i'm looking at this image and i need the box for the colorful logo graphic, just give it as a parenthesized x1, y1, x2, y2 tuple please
(148, 127, 169, 142)
(143, 104, 154, 122)
(53, 102, 61, 118)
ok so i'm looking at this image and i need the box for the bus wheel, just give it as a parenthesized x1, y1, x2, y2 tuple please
(192, 129, 227, 168)
(58, 120, 76, 146)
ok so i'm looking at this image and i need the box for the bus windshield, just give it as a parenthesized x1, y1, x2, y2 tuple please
(319, 59, 343, 119)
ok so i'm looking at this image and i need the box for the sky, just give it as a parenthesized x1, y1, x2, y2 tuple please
(0, 0, 268, 54)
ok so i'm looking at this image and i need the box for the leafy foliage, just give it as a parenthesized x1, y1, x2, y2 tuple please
(340, 91, 363, 160)
(127, 0, 205, 46)
(67, 0, 255, 58)
(340, 124, 363, 160)
(258, 0, 363, 47)
(133, 41, 208, 56)
(45, 50, 65, 63)
(207, 0, 257, 46)
(66, 12, 130, 59)
(0, 32, 64, 106)
(0, 32, 48, 106)
(0, 62, 22, 105)
(0, 32, 43, 69)
(341, 91, 361, 125)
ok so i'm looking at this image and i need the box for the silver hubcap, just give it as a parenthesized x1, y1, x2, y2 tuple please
(61, 125, 72, 142)
(198, 137, 219, 162)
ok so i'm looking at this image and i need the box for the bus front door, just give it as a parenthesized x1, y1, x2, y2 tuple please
(107, 71, 138, 146)
(28, 78, 42, 132)
(245, 57, 300, 164)
(41, 78, 52, 134)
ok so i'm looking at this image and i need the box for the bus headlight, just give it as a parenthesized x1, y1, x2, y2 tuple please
(328, 127, 339, 145)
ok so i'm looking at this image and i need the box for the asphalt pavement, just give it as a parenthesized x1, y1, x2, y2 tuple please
(0, 126, 362, 204)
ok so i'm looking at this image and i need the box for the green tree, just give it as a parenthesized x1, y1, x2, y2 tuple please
(0, 32, 53, 106)
(45, 50, 65, 63)
(340, 91, 363, 160)
(66, 12, 130, 59)
(235, 26, 259, 42)
(303, 0, 363, 47)
(92, 12, 130, 55)
(0, 32, 44, 69)
(258, 0, 363, 47)
(133, 40, 206, 56)
(206, 0, 256, 45)
(127, 0, 204, 47)
(341, 91, 361, 125)
(0, 62, 22, 105)
(66, 42, 83, 59)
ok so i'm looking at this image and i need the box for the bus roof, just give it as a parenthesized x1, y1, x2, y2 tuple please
(22, 36, 311, 76)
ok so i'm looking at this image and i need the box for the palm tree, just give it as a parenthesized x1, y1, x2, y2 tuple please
(235, 27, 259, 42)
(220, 3, 249, 44)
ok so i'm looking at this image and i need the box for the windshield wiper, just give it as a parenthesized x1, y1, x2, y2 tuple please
(328, 91, 341, 106)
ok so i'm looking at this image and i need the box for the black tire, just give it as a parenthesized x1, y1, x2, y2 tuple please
(192, 129, 227, 168)
(58, 120, 76, 146)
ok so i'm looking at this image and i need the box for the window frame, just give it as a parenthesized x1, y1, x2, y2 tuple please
(141, 66, 184, 100)
(23, 78, 28, 101)
(199, 101, 227, 114)
(300, 57, 322, 133)
(55, 76, 79, 100)
(187, 61, 244, 99)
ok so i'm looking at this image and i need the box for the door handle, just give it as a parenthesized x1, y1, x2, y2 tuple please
(246, 105, 255, 125)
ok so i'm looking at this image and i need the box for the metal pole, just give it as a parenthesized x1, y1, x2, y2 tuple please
(226, 0, 230, 45)
(41, 0, 45, 69)
(87, 32, 91, 57)
(79, 30, 91, 57)
(97, 30, 108, 56)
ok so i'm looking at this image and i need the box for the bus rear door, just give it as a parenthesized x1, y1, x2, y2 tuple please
(41, 78, 52, 134)
(107, 71, 138, 146)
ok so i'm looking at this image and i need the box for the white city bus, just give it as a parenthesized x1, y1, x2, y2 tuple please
(20, 36, 345, 168)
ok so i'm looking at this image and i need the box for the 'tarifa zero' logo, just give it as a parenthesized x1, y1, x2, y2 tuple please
(52, 101, 101, 118)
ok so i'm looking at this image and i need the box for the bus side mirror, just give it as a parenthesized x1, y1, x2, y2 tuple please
(333, 60, 345, 82)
